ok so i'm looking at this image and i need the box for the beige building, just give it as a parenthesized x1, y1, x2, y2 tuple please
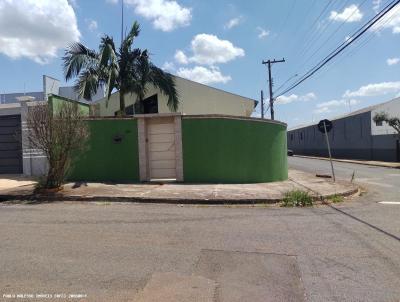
(94, 76, 257, 117)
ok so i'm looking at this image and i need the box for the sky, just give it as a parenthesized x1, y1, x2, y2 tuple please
(0, 0, 399, 128)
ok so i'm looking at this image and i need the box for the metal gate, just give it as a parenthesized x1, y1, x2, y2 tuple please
(0, 115, 22, 174)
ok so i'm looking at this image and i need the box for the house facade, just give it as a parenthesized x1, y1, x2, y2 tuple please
(93, 76, 257, 117)
(287, 97, 400, 162)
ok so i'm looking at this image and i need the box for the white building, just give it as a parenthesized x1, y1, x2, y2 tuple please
(93, 76, 257, 117)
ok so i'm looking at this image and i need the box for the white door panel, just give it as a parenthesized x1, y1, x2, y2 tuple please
(147, 118, 176, 179)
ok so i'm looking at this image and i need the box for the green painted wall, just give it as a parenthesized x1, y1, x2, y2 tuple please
(68, 119, 140, 182)
(182, 118, 288, 183)
(48, 95, 90, 116)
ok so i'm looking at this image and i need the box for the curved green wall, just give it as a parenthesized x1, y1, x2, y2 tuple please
(182, 117, 288, 183)
(68, 119, 140, 182)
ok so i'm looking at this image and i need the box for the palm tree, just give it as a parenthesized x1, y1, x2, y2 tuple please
(63, 22, 179, 115)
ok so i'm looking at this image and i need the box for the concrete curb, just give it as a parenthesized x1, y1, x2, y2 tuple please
(293, 155, 400, 169)
(0, 185, 359, 205)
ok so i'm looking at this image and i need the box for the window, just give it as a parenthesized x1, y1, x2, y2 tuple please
(290, 134, 294, 141)
(376, 120, 383, 126)
(300, 132, 303, 140)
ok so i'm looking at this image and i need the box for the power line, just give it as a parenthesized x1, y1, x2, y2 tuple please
(297, 0, 370, 74)
(299, 0, 349, 60)
(317, 2, 400, 77)
(277, 0, 400, 97)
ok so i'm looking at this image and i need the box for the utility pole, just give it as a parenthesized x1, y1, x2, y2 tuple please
(260, 90, 264, 119)
(262, 58, 285, 120)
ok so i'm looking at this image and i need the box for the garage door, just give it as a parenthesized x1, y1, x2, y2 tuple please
(0, 115, 22, 174)
(147, 117, 176, 180)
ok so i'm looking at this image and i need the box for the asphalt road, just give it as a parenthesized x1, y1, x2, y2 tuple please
(289, 156, 400, 201)
(0, 158, 399, 302)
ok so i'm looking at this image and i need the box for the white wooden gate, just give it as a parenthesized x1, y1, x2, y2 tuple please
(138, 114, 183, 182)
(147, 117, 176, 179)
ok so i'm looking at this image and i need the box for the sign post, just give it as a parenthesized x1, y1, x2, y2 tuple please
(318, 119, 335, 182)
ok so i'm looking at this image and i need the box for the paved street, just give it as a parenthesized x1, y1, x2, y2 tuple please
(289, 156, 400, 201)
(0, 157, 399, 301)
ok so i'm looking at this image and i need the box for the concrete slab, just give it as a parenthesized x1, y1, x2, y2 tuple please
(194, 249, 305, 302)
(132, 272, 216, 302)
(0, 175, 36, 191)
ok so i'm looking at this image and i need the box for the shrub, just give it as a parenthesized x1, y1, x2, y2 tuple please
(27, 102, 89, 189)
(282, 190, 313, 207)
(328, 194, 344, 203)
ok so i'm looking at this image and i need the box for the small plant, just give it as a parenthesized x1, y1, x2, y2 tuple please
(282, 190, 313, 207)
(328, 194, 344, 203)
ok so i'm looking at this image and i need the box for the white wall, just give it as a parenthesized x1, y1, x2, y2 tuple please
(371, 97, 400, 136)
(43, 75, 60, 100)
(95, 76, 256, 117)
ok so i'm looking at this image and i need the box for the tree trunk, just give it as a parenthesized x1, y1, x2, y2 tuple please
(118, 92, 126, 116)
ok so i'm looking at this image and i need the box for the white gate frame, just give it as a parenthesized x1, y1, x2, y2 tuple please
(137, 113, 184, 182)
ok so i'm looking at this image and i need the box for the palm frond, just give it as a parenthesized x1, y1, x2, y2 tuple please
(63, 43, 99, 81)
(148, 64, 179, 112)
(99, 35, 117, 67)
(75, 68, 100, 100)
(121, 22, 140, 52)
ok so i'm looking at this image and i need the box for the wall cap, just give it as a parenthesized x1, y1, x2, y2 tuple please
(182, 114, 287, 127)
(83, 113, 286, 127)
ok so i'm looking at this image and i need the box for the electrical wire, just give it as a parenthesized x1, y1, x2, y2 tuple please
(276, 0, 400, 97)
(297, 0, 370, 74)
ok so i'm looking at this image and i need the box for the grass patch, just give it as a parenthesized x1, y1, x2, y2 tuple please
(327, 194, 344, 203)
(282, 190, 313, 207)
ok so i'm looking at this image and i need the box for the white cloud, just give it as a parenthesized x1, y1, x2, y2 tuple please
(174, 50, 188, 64)
(314, 99, 360, 114)
(177, 66, 231, 85)
(224, 17, 243, 29)
(372, 6, 400, 34)
(0, 0, 80, 64)
(314, 107, 332, 114)
(301, 92, 317, 102)
(373, 0, 382, 13)
(176, 34, 245, 66)
(276, 94, 298, 104)
(125, 0, 191, 31)
(257, 27, 269, 39)
(343, 81, 400, 97)
(68, 0, 78, 7)
(276, 92, 316, 104)
(329, 4, 363, 22)
(162, 61, 175, 72)
(387, 57, 400, 66)
(87, 19, 98, 32)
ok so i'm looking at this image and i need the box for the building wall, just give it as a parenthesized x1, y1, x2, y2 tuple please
(68, 119, 140, 182)
(288, 112, 373, 159)
(95, 77, 256, 117)
(371, 134, 399, 162)
(48, 95, 90, 116)
(182, 117, 288, 183)
(0, 103, 21, 116)
(288, 111, 400, 162)
(371, 97, 400, 136)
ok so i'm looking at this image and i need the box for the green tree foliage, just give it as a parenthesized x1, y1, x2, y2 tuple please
(63, 22, 179, 115)
(373, 112, 400, 135)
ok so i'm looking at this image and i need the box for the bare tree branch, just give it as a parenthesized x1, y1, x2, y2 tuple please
(26, 103, 89, 189)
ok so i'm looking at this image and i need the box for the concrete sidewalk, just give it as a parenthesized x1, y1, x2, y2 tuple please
(0, 170, 358, 204)
(293, 155, 400, 169)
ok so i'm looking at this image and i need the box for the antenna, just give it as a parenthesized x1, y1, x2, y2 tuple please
(121, 0, 124, 45)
